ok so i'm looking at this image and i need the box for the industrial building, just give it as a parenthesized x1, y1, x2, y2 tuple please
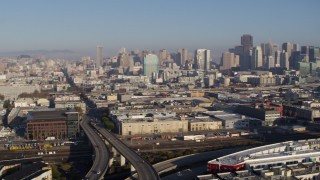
(26, 109, 79, 140)
(207, 139, 320, 176)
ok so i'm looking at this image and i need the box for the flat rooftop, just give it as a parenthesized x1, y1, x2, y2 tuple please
(208, 139, 320, 166)
(27, 109, 76, 122)
(120, 117, 184, 123)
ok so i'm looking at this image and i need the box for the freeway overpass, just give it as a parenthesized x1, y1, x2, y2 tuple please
(80, 116, 110, 180)
(92, 123, 160, 180)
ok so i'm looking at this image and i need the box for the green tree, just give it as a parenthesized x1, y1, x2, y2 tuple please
(102, 117, 115, 130)
(51, 164, 61, 179)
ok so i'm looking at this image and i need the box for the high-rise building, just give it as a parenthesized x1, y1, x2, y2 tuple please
(96, 46, 103, 67)
(266, 56, 275, 69)
(274, 50, 281, 67)
(194, 49, 211, 71)
(301, 46, 309, 54)
(177, 48, 188, 67)
(260, 42, 275, 58)
(240, 34, 253, 70)
(159, 49, 169, 65)
(301, 46, 309, 57)
(309, 46, 320, 62)
(282, 42, 292, 57)
(143, 54, 159, 78)
(118, 52, 131, 68)
(251, 46, 263, 69)
(220, 52, 239, 71)
(241, 34, 253, 54)
(280, 50, 290, 70)
(292, 43, 300, 52)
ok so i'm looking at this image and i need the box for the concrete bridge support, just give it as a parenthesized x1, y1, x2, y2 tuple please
(104, 139, 109, 146)
(111, 147, 117, 157)
(109, 157, 114, 167)
(120, 155, 126, 166)
(130, 164, 136, 172)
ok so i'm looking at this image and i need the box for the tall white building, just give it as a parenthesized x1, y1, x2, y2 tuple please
(251, 46, 263, 69)
(274, 50, 281, 67)
(194, 49, 211, 71)
(266, 56, 275, 69)
(96, 46, 103, 67)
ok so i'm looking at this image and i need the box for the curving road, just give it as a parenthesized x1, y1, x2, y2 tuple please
(81, 116, 110, 180)
(92, 124, 160, 180)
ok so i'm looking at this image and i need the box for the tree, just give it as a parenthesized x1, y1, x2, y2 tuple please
(3, 100, 11, 109)
(102, 117, 115, 130)
(61, 163, 72, 171)
(0, 94, 4, 101)
(74, 107, 83, 116)
(51, 164, 61, 179)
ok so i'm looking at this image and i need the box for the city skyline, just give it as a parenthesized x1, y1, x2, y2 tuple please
(1, 0, 320, 60)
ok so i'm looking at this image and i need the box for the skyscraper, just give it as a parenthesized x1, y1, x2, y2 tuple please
(220, 52, 239, 70)
(309, 46, 320, 62)
(143, 54, 159, 78)
(96, 46, 103, 67)
(301, 46, 309, 55)
(159, 49, 169, 65)
(280, 50, 289, 70)
(266, 56, 275, 69)
(240, 34, 253, 70)
(274, 50, 281, 67)
(282, 42, 292, 57)
(251, 46, 263, 69)
(194, 49, 211, 71)
(292, 43, 300, 52)
(301, 46, 310, 62)
(177, 48, 188, 67)
(241, 34, 253, 53)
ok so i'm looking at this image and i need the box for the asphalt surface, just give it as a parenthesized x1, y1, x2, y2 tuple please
(81, 116, 110, 180)
(93, 124, 160, 180)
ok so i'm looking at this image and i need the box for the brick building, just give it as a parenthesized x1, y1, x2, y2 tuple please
(26, 109, 79, 140)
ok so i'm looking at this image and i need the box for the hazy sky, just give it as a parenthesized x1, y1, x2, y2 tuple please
(1, 0, 320, 60)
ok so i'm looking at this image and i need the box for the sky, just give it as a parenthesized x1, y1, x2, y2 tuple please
(1, 0, 320, 61)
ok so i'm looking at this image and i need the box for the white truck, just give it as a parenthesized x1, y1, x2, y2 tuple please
(45, 137, 55, 141)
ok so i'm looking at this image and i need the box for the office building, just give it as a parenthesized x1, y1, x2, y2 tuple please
(266, 56, 275, 69)
(143, 54, 159, 78)
(282, 42, 292, 59)
(236, 105, 280, 126)
(194, 49, 211, 71)
(251, 46, 263, 69)
(177, 48, 188, 67)
(240, 34, 253, 70)
(280, 50, 290, 70)
(309, 46, 320, 62)
(292, 43, 300, 52)
(241, 34, 253, 53)
(159, 49, 169, 65)
(96, 46, 103, 67)
(26, 109, 79, 140)
(220, 52, 239, 71)
(274, 50, 281, 67)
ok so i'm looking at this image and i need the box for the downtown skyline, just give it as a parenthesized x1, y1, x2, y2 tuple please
(1, 0, 320, 60)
